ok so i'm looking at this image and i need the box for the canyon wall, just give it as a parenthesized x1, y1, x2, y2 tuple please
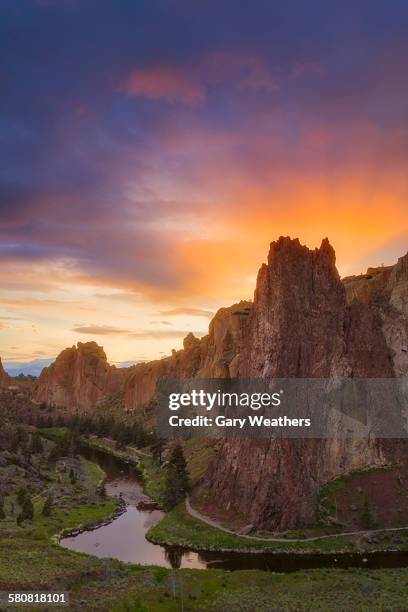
(343, 252, 408, 378)
(33, 303, 251, 412)
(32, 237, 408, 530)
(123, 302, 251, 410)
(196, 238, 408, 530)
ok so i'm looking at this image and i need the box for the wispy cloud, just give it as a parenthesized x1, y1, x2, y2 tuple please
(71, 324, 204, 341)
(72, 325, 132, 335)
(127, 330, 204, 340)
(150, 320, 173, 326)
(156, 308, 214, 318)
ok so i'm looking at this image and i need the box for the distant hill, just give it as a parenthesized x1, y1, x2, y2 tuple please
(3, 358, 54, 377)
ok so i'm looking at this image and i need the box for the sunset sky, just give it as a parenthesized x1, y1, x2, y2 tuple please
(1, 0, 408, 369)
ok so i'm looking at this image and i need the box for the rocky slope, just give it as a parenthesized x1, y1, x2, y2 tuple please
(196, 238, 408, 530)
(34, 342, 126, 410)
(0, 358, 11, 387)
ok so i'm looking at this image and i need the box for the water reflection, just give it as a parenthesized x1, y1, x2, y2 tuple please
(60, 446, 206, 569)
(60, 446, 408, 572)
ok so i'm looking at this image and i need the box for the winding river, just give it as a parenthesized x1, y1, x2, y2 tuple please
(60, 447, 408, 571)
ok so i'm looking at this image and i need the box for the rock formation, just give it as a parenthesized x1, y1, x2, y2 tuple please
(33, 303, 251, 412)
(32, 237, 408, 531)
(124, 301, 251, 410)
(343, 252, 408, 378)
(34, 342, 125, 410)
(0, 358, 11, 387)
(195, 238, 408, 530)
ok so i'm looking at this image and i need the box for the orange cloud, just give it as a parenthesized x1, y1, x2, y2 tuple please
(125, 67, 205, 106)
(124, 50, 279, 107)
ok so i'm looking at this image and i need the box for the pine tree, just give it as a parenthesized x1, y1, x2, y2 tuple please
(162, 445, 190, 510)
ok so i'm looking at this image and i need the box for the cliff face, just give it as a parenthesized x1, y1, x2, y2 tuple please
(196, 238, 407, 530)
(34, 303, 251, 412)
(0, 358, 11, 387)
(124, 302, 251, 410)
(237, 237, 392, 379)
(343, 253, 408, 378)
(34, 342, 125, 410)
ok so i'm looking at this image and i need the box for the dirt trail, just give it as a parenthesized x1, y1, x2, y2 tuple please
(186, 497, 408, 543)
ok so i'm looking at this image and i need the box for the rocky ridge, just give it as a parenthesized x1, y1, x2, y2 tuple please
(34, 341, 126, 410)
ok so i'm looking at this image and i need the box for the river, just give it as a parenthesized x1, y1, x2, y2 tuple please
(60, 446, 408, 571)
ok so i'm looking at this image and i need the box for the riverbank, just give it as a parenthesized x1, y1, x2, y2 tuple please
(76, 434, 408, 555)
(148, 500, 408, 555)
(3, 428, 408, 609)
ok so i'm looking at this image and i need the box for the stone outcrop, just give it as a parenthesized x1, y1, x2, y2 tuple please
(0, 358, 11, 387)
(123, 301, 251, 410)
(34, 342, 126, 410)
(196, 237, 408, 530)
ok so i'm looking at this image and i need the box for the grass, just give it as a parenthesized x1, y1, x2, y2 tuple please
(147, 502, 408, 554)
(3, 432, 408, 609)
(139, 455, 166, 505)
(37, 426, 69, 441)
(146, 504, 358, 553)
(317, 464, 397, 524)
(109, 567, 408, 611)
(84, 435, 150, 461)
(2, 535, 408, 611)
(79, 435, 408, 555)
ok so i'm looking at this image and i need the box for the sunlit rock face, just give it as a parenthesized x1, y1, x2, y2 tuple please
(34, 341, 126, 410)
(197, 238, 408, 531)
(123, 301, 251, 410)
(33, 302, 251, 412)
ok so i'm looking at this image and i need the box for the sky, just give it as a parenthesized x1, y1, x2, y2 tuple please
(1, 0, 408, 369)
